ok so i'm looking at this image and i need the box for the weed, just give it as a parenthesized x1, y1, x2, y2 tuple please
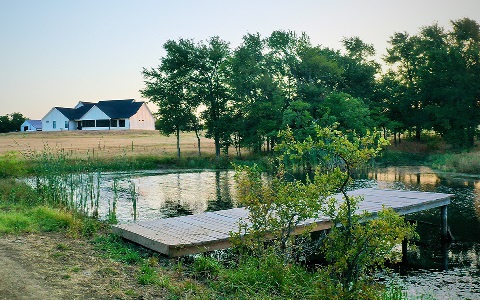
(124, 289, 138, 296)
(137, 262, 158, 285)
(0, 212, 32, 234)
(92, 234, 144, 265)
(56, 243, 69, 251)
(70, 266, 81, 273)
(192, 256, 221, 280)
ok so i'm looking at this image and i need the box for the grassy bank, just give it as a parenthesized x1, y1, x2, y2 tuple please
(427, 151, 480, 174)
(375, 137, 480, 174)
(0, 151, 420, 299)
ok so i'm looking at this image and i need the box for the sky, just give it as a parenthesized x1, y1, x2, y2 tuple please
(1, 0, 479, 119)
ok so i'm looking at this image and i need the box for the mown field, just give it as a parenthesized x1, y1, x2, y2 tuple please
(0, 130, 217, 158)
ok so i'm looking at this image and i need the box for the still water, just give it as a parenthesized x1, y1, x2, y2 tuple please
(99, 167, 480, 299)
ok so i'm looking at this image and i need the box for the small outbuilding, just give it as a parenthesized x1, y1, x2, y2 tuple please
(20, 120, 42, 132)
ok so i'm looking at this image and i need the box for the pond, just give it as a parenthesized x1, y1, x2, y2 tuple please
(95, 166, 479, 299)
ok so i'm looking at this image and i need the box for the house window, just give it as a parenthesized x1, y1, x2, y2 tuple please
(111, 119, 117, 127)
(119, 119, 126, 127)
(65, 121, 68, 129)
(83, 120, 95, 127)
(96, 119, 110, 127)
(53, 121, 56, 129)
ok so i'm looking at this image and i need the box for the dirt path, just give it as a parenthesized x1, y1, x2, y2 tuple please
(0, 233, 167, 299)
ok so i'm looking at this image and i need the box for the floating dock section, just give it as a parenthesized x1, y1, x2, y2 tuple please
(112, 188, 453, 257)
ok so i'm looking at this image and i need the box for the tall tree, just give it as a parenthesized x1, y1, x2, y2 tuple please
(385, 19, 480, 147)
(229, 33, 284, 153)
(443, 18, 480, 147)
(385, 32, 427, 140)
(141, 39, 200, 158)
(339, 37, 379, 100)
(196, 36, 233, 157)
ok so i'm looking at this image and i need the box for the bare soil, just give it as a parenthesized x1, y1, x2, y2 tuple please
(0, 130, 215, 158)
(0, 232, 170, 300)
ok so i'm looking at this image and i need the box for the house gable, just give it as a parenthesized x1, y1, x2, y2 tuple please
(41, 108, 71, 131)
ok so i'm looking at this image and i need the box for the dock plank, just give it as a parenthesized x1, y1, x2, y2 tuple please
(113, 188, 453, 257)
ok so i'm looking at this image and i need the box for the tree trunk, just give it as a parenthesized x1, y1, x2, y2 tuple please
(415, 126, 421, 141)
(468, 126, 475, 147)
(176, 127, 180, 158)
(393, 131, 397, 146)
(215, 136, 221, 157)
(195, 129, 201, 157)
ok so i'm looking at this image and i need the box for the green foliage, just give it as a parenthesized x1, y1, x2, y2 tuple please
(30, 206, 75, 232)
(0, 211, 31, 234)
(232, 125, 415, 298)
(210, 251, 317, 299)
(137, 262, 159, 285)
(0, 205, 75, 234)
(428, 151, 480, 174)
(321, 202, 416, 299)
(376, 150, 427, 166)
(92, 234, 145, 265)
(192, 256, 221, 280)
(320, 92, 373, 134)
(384, 18, 480, 148)
(0, 112, 26, 133)
(232, 162, 327, 260)
(0, 152, 26, 178)
(141, 38, 202, 158)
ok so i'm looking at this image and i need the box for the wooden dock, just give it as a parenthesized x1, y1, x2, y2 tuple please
(112, 188, 453, 257)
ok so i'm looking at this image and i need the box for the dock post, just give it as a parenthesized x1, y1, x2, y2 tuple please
(402, 238, 408, 264)
(441, 205, 448, 241)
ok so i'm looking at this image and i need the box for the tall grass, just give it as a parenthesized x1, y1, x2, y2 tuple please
(428, 152, 480, 174)
(18, 145, 140, 225)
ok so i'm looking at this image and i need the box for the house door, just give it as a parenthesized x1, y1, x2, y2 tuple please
(23, 126, 28, 131)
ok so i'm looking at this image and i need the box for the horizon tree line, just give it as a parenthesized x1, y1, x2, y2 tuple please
(141, 17, 480, 157)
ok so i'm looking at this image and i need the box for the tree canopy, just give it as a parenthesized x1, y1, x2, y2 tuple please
(141, 18, 480, 155)
(0, 113, 26, 133)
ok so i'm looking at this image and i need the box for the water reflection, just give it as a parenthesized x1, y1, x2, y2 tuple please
(206, 171, 235, 212)
(117, 170, 237, 222)
(92, 166, 480, 298)
(354, 166, 480, 298)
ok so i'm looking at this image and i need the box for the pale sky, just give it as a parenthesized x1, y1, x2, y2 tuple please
(1, 0, 479, 119)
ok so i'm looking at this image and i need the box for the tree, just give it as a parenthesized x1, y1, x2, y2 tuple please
(319, 92, 373, 135)
(384, 18, 480, 147)
(141, 39, 201, 158)
(228, 33, 284, 154)
(233, 125, 415, 299)
(385, 32, 426, 141)
(339, 37, 379, 101)
(425, 18, 480, 147)
(0, 113, 26, 133)
(196, 37, 232, 157)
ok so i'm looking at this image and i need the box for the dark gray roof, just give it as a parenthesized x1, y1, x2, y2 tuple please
(56, 103, 95, 120)
(54, 100, 143, 120)
(95, 99, 142, 118)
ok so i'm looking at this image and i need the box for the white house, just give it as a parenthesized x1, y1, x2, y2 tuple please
(41, 99, 155, 131)
(20, 120, 42, 131)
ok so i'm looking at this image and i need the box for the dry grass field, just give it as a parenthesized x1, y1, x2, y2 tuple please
(0, 130, 216, 158)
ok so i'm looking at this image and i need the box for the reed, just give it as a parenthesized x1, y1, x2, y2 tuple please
(18, 144, 141, 224)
